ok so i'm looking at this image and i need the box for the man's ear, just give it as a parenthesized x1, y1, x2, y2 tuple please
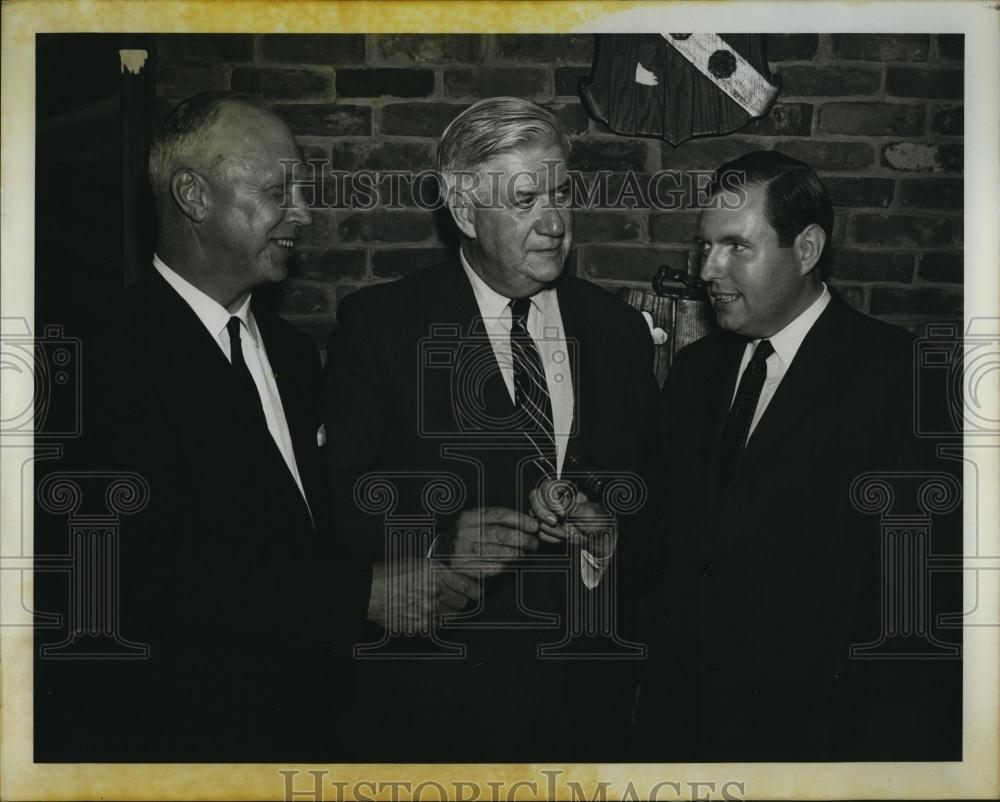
(170, 169, 211, 223)
(445, 185, 478, 240)
(794, 223, 826, 276)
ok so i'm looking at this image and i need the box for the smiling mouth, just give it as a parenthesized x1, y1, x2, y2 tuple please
(271, 238, 297, 250)
(712, 293, 741, 305)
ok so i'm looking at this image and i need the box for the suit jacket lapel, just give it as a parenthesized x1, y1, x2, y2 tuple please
(143, 272, 301, 491)
(555, 278, 582, 459)
(705, 335, 747, 497)
(256, 313, 316, 474)
(144, 272, 266, 437)
(722, 296, 853, 496)
(431, 259, 519, 440)
(256, 314, 329, 531)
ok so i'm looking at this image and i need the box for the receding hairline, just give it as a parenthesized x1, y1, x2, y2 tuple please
(199, 99, 293, 154)
(149, 96, 295, 195)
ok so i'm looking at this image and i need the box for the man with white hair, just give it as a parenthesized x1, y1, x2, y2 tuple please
(324, 97, 658, 761)
(35, 92, 373, 762)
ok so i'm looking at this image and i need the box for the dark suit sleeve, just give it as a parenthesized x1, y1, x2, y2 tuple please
(617, 307, 665, 582)
(846, 344, 963, 759)
(37, 289, 377, 761)
(294, 332, 374, 649)
(322, 291, 393, 562)
(615, 331, 682, 595)
(76, 314, 367, 657)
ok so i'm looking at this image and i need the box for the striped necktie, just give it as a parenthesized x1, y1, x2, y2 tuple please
(509, 297, 557, 483)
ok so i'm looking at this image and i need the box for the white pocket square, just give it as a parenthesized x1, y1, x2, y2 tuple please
(316, 424, 327, 447)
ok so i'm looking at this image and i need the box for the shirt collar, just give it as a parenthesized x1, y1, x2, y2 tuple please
(755, 283, 831, 368)
(459, 249, 556, 325)
(153, 254, 260, 348)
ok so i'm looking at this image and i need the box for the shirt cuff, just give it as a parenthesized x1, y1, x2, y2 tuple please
(580, 547, 614, 590)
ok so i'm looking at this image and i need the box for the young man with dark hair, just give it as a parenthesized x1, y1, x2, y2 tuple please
(633, 150, 961, 762)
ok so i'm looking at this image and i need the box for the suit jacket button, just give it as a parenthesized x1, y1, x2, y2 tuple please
(700, 562, 717, 578)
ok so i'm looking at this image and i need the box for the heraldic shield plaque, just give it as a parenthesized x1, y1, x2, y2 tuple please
(580, 33, 780, 145)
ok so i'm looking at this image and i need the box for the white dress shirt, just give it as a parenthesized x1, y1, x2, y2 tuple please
(732, 284, 832, 439)
(460, 255, 574, 474)
(153, 255, 310, 508)
(460, 254, 609, 588)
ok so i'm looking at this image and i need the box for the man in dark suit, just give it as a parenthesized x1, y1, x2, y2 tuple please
(34, 92, 376, 761)
(323, 97, 658, 761)
(633, 150, 961, 761)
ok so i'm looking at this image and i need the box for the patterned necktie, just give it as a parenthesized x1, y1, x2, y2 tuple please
(719, 339, 774, 489)
(226, 316, 268, 428)
(509, 297, 557, 483)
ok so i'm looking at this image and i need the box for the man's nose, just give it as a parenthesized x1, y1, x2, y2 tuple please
(535, 206, 567, 238)
(286, 185, 313, 227)
(699, 246, 725, 282)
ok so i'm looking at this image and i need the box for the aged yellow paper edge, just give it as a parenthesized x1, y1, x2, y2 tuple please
(2, 1, 997, 799)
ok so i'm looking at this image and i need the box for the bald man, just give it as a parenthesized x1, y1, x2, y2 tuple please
(35, 93, 374, 761)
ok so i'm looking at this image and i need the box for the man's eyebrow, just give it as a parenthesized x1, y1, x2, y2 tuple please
(694, 234, 747, 245)
(241, 171, 285, 193)
(246, 171, 282, 186)
(519, 181, 570, 198)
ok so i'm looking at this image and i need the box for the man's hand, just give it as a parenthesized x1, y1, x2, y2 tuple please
(529, 479, 617, 558)
(366, 558, 480, 631)
(435, 507, 540, 578)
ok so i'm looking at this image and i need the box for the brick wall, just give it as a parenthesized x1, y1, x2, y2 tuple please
(155, 33, 964, 344)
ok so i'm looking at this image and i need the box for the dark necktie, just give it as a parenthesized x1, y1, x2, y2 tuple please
(509, 297, 557, 483)
(719, 339, 774, 489)
(226, 316, 268, 429)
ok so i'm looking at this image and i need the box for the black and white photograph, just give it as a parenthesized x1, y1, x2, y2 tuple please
(1, 1, 997, 800)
